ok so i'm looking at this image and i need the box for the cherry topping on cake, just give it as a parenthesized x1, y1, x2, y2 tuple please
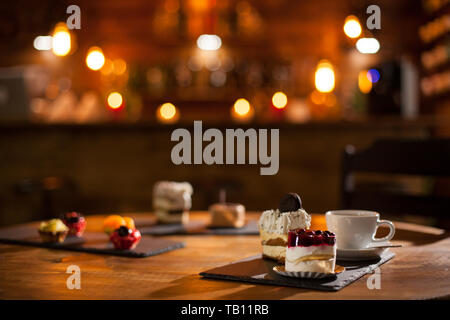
(323, 232, 336, 245)
(300, 234, 314, 246)
(278, 193, 302, 213)
(288, 229, 336, 247)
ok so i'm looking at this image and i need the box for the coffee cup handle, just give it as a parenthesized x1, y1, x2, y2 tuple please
(372, 220, 395, 243)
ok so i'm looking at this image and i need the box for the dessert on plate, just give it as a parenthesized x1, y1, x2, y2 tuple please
(62, 211, 86, 237)
(153, 181, 193, 224)
(258, 193, 311, 262)
(209, 202, 246, 228)
(110, 226, 142, 250)
(38, 219, 69, 243)
(286, 228, 336, 273)
(103, 215, 135, 235)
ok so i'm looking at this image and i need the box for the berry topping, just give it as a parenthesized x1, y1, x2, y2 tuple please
(278, 193, 302, 213)
(67, 216, 80, 223)
(323, 233, 336, 245)
(299, 234, 314, 246)
(287, 229, 336, 247)
(313, 235, 323, 245)
(117, 226, 131, 237)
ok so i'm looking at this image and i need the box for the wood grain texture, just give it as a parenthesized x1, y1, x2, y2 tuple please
(0, 212, 449, 300)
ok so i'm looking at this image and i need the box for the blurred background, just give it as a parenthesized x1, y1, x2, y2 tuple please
(1, 0, 450, 229)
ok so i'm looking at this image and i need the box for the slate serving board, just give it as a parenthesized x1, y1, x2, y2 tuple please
(199, 251, 395, 291)
(0, 224, 185, 258)
(140, 220, 259, 236)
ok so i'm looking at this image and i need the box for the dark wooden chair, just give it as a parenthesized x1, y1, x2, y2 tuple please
(341, 139, 450, 226)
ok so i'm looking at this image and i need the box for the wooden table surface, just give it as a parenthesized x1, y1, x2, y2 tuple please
(0, 212, 449, 300)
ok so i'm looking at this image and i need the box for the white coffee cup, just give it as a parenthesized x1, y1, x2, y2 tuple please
(325, 210, 395, 249)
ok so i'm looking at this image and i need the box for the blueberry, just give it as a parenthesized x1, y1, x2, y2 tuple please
(68, 216, 80, 223)
(117, 226, 131, 237)
(314, 230, 323, 235)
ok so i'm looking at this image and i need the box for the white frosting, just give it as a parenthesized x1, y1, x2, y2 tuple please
(258, 209, 311, 235)
(285, 245, 336, 273)
(153, 181, 193, 210)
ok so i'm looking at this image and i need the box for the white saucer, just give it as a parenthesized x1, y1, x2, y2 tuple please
(337, 242, 391, 261)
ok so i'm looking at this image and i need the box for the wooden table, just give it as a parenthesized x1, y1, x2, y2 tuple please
(0, 212, 449, 299)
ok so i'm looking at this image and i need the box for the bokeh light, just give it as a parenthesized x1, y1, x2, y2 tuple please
(86, 47, 105, 71)
(52, 23, 71, 56)
(367, 69, 380, 83)
(315, 60, 335, 93)
(310, 90, 326, 105)
(113, 59, 127, 75)
(157, 103, 179, 123)
(359, 70, 372, 93)
(101, 59, 114, 75)
(343, 16, 362, 38)
(272, 92, 288, 109)
(356, 38, 380, 54)
(197, 34, 222, 51)
(34, 36, 52, 51)
(107, 92, 123, 109)
(233, 98, 251, 116)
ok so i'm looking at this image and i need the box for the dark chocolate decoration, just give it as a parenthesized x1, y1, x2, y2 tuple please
(278, 193, 302, 212)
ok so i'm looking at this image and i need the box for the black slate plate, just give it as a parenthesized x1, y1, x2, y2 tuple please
(0, 224, 185, 258)
(199, 251, 395, 291)
(140, 220, 259, 236)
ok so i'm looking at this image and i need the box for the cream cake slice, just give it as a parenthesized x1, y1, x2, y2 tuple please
(153, 181, 193, 224)
(285, 229, 336, 273)
(258, 193, 311, 262)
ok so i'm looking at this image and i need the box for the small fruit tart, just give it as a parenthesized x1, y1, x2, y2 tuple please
(38, 219, 69, 243)
(62, 211, 86, 237)
(110, 226, 142, 250)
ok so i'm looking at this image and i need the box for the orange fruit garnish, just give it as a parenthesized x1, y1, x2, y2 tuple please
(123, 217, 135, 229)
(103, 215, 126, 235)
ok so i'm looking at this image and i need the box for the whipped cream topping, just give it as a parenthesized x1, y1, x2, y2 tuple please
(258, 209, 311, 234)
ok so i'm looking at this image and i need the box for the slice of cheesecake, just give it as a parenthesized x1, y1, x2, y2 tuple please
(285, 229, 336, 273)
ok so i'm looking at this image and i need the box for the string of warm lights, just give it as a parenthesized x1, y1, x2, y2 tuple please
(32, 10, 382, 124)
